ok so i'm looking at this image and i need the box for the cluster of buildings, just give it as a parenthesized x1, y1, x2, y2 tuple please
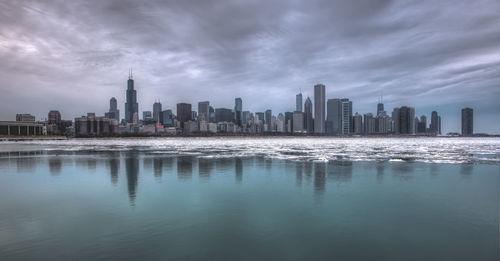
(0, 72, 478, 137)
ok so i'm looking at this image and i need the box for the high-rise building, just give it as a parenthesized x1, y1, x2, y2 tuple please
(304, 97, 313, 133)
(255, 112, 265, 124)
(198, 101, 210, 122)
(461, 108, 473, 136)
(265, 109, 272, 128)
(429, 111, 439, 135)
(341, 99, 352, 135)
(125, 71, 138, 123)
(296, 93, 302, 112)
(417, 115, 427, 134)
(215, 108, 233, 122)
(398, 106, 415, 134)
(285, 112, 293, 133)
(326, 99, 341, 135)
(143, 111, 152, 121)
(314, 84, 325, 134)
(235, 98, 242, 126)
(48, 110, 61, 125)
(293, 112, 304, 133)
(153, 102, 162, 123)
(364, 113, 376, 134)
(105, 97, 120, 121)
(209, 106, 215, 123)
(161, 109, 173, 126)
(326, 98, 351, 135)
(242, 111, 250, 125)
(353, 113, 363, 134)
(392, 108, 400, 135)
(177, 103, 192, 128)
(377, 103, 384, 116)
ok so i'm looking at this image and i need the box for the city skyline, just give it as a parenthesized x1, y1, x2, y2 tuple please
(1, 0, 499, 133)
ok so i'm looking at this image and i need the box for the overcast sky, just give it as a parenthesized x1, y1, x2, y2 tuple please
(1, 0, 499, 133)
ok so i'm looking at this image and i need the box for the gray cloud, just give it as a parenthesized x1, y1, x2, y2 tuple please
(0, 0, 499, 133)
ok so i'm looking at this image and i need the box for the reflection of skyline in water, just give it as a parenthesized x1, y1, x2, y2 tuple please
(177, 156, 193, 180)
(125, 154, 139, 206)
(0, 150, 492, 207)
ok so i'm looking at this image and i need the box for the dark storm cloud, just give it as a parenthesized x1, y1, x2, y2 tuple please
(0, 0, 499, 132)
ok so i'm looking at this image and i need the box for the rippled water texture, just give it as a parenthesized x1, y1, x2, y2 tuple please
(0, 138, 498, 260)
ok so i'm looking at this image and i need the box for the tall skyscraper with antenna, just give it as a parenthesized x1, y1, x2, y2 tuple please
(125, 69, 139, 123)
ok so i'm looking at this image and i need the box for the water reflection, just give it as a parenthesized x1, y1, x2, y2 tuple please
(177, 156, 193, 180)
(235, 158, 243, 184)
(108, 157, 120, 185)
(153, 158, 162, 179)
(314, 162, 326, 195)
(125, 154, 139, 205)
(327, 161, 353, 183)
(198, 158, 214, 180)
(295, 162, 303, 187)
(0, 151, 487, 208)
(376, 161, 385, 182)
(48, 157, 62, 176)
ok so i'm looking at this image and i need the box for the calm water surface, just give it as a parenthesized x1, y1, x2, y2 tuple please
(0, 138, 498, 260)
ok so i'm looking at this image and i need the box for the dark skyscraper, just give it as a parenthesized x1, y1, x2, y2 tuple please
(398, 106, 415, 134)
(304, 97, 313, 133)
(461, 108, 473, 136)
(198, 101, 210, 122)
(430, 111, 439, 135)
(177, 103, 192, 128)
(296, 93, 302, 112)
(153, 101, 162, 123)
(125, 71, 138, 123)
(326, 99, 341, 135)
(265, 109, 272, 127)
(106, 97, 120, 121)
(314, 84, 325, 134)
(215, 108, 233, 122)
(377, 103, 384, 116)
(234, 98, 242, 126)
(255, 112, 264, 123)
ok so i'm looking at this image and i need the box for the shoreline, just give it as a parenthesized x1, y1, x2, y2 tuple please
(1, 135, 498, 142)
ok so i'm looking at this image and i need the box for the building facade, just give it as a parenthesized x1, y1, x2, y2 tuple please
(314, 84, 325, 134)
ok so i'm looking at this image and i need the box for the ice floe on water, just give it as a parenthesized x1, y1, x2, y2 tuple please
(0, 137, 499, 164)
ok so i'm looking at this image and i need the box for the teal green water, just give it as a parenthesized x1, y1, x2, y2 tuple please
(0, 151, 498, 260)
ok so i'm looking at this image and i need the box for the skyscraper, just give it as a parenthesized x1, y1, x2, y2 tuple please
(429, 111, 439, 135)
(377, 103, 384, 116)
(398, 106, 415, 134)
(125, 71, 138, 123)
(153, 101, 162, 123)
(215, 108, 233, 122)
(341, 98, 353, 135)
(304, 97, 313, 133)
(314, 84, 325, 134)
(242, 111, 250, 125)
(461, 108, 473, 136)
(353, 113, 363, 134)
(105, 97, 120, 121)
(234, 98, 242, 126)
(296, 93, 302, 112)
(198, 101, 210, 122)
(265, 109, 272, 128)
(326, 99, 341, 135)
(177, 103, 192, 128)
(392, 108, 400, 135)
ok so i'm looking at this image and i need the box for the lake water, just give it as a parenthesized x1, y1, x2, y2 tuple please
(0, 138, 499, 260)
